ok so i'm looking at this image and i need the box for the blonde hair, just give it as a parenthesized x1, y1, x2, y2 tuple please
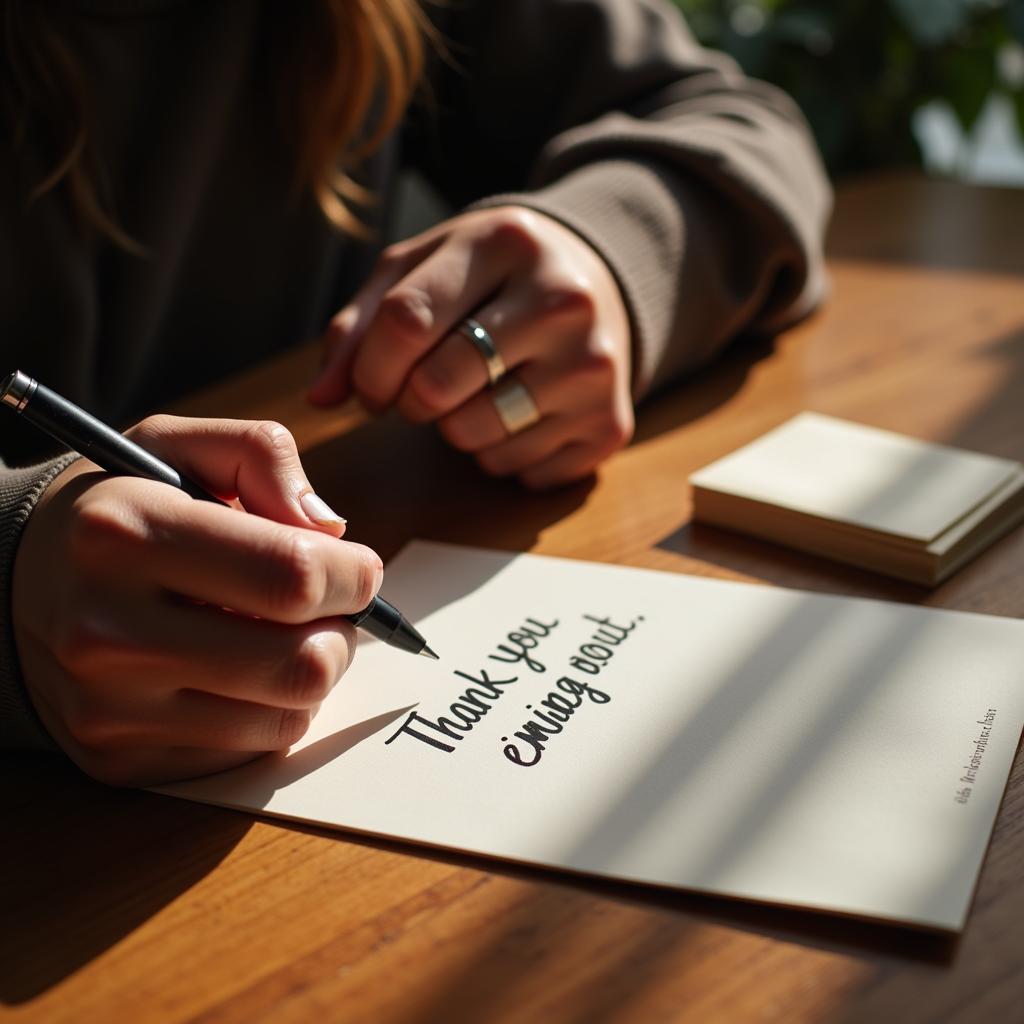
(0, 0, 430, 247)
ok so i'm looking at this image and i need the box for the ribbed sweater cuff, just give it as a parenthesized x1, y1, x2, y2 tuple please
(0, 455, 78, 750)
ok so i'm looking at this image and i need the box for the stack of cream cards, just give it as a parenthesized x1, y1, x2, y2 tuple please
(689, 412, 1024, 585)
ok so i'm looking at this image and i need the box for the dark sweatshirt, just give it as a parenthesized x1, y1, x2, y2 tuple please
(0, 0, 831, 748)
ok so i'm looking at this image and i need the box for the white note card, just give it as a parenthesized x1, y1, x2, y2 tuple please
(161, 542, 1024, 931)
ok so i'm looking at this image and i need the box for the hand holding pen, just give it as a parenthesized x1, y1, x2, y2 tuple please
(3, 371, 434, 788)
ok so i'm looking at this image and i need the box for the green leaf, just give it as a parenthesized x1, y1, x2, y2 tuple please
(889, 0, 969, 47)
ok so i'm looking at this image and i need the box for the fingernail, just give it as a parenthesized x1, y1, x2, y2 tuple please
(372, 556, 384, 596)
(300, 492, 347, 527)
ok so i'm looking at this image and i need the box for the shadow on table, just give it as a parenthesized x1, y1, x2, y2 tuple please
(632, 331, 780, 448)
(0, 754, 251, 1004)
(298, 408, 597, 561)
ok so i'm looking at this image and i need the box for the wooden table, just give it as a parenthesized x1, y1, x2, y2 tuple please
(3, 173, 1023, 1023)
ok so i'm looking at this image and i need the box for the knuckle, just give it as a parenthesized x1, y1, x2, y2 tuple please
(267, 708, 311, 750)
(578, 335, 619, 381)
(246, 420, 297, 461)
(127, 413, 178, 445)
(406, 364, 453, 418)
(263, 532, 325, 621)
(285, 636, 339, 706)
(378, 288, 433, 337)
(542, 281, 598, 325)
(69, 497, 148, 564)
(484, 209, 543, 261)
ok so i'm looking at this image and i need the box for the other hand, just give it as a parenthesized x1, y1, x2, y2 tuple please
(308, 206, 634, 488)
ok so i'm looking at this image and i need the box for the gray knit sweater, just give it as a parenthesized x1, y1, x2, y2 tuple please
(0, 0, 831, 749)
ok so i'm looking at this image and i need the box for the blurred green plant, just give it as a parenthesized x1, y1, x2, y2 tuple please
(671, 0, 1024, 176)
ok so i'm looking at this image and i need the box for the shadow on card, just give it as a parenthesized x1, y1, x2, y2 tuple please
(157, 705, 419, 810)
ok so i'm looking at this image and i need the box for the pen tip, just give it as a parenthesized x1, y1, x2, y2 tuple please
(420, 645, 439, 660)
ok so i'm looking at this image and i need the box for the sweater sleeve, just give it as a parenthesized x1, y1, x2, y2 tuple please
(405, 0, 831, 398)
(0, 455, 77, 751)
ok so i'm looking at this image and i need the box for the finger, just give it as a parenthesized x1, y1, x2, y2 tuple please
(158, 689, 319, 751)
(308, 240, 434, 406)
(174, 610, 357, 710)
(22, 645, 290, 775)
(153, 505, 383, 621)
(349, 229, 527, 409)
(66, 688, 318, 754)
(394, 323, 500, 424)
(80, 492, 384, 622)
(21, 604, 352, 787)
(396, 276, 597, 423)
(128, 415, 346, 537)
(22, 661, 254, 787)
(70, 598, 357, 711)
(436, 361, 589, 453)
(473, 416, 579, 478)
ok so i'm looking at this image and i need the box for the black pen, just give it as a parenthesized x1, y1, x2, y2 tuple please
(1, 369, 437, 659)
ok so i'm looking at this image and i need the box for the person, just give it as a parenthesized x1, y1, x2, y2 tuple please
(0, 0, 831, 785)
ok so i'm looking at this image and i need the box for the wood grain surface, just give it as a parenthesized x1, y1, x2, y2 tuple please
(2, 173, 1023, 1023)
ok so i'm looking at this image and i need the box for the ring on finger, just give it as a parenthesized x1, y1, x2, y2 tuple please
(457, 318, 506, 385)
(491, 375, 541, 436)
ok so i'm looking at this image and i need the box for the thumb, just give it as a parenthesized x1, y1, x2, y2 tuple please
(126, 415, 347, 537)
